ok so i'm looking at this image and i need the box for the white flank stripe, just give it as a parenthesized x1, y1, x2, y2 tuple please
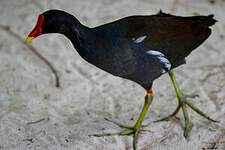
(158, 57, 171, 69)
(133, 35, 147, 43)
(146, 50, 171, 70)
(146, 50, 164, 57)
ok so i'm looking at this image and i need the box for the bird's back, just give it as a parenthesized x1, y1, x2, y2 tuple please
(85, 11, 217, 88)
(93, 11, 216, 68)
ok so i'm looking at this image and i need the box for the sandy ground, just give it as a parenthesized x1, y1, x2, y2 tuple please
(0, 0, 225, 149)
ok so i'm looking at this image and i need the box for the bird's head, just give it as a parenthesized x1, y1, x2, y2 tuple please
(25, 10, 80, 44)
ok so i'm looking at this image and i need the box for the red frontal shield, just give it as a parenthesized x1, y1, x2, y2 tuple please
(25, 14, 44, 44)
(28, 14, 44, 37)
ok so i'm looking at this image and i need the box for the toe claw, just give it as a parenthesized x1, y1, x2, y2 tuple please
(183, 122, 193, 139)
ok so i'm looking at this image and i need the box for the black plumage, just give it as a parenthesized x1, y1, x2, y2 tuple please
(39, 10, 216, 89)
(25, 9, 217, 150)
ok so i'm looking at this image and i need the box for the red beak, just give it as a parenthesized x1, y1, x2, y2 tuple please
(25, 15, 44, 44)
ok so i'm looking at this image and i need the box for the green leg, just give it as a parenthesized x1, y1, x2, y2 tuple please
(155, 70, 218, 138)
(91, 92, 154, 150)
(133, 94, 153, 150)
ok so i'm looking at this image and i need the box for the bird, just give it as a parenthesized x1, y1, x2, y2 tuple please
(25, 9, 217, 150)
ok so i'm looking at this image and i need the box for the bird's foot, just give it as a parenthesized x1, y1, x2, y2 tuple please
(154, 94, 198, 122)
(103, 118, 134, 129)
(91, 92, 154, 150)
(90, 122, 143, 150)
(154, 93, 218, 138)
(90, 118, 149, 150)
(91, 128, 141, 150)
(103, 118, 149, 129)
(90, 127, 136, 137)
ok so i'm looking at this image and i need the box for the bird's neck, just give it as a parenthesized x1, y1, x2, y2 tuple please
(66, 24, 94, 61)
(49, 15, 95, 62)
(53, 17, 92, 57)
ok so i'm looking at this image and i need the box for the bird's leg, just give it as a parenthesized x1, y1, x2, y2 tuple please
(155, 70, 217, 138)
(132, 89, 153, 149)
(91, 89, 154, 150)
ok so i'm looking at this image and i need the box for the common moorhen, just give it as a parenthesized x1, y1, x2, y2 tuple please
(25, 9, 217, 150)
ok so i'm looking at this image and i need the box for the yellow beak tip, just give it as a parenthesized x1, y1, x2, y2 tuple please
(24, 36, 34, 44)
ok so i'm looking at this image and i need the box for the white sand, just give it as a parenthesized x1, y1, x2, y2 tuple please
(0, 0, 225, 149)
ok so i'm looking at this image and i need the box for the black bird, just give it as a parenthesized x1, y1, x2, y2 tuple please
(25, 10, 217, 150)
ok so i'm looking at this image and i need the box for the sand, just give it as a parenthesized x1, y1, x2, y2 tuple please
(0, 0, 225, 149)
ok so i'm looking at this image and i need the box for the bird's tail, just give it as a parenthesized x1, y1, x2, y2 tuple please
(186, 14, 217, 27)
(157, 10, 217, 27)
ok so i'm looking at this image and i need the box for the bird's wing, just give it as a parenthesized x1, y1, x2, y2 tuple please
(123, 14, 212, 65)
(100, 39, 171, 84)
(110, 45, 171, 88)
(96, 11, 213, 66)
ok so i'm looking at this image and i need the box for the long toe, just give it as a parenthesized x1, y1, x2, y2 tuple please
(90, 128, 134, 137)
(154, 103, 181, 122)
(104, 118, 133, 129)
(91, 127, 142, 150)
(184, 99, 219, 123)
(133, 129, 140, 150)
(180, 93, 218, 138)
